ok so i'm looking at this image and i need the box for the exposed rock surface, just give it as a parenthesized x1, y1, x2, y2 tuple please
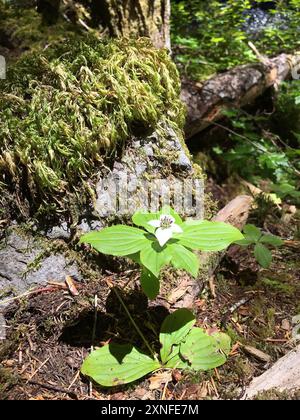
(81, 125, 203, 232)
(244, 8, 289, 36)
(0, 125, 203, 338)
(0, 229, 81, 310)
(45, 223, 71, 241)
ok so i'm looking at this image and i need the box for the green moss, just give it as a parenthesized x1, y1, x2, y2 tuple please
(261, 277, 295, 296)
(0, 35, 185, 216)
(253, 389, 300, 400)
(0, 367, 20, 399)
(225, 325, 246, 346)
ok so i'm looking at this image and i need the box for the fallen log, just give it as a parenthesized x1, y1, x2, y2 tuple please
(243, 344, 300, 399)
(181, 53, 300, 139)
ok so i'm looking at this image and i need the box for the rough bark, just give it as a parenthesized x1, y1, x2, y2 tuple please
(36, 1, 171, 48)
(181, 53, 300, 139)
(92, 0, 171, 49)
(154, 195, 254, 310)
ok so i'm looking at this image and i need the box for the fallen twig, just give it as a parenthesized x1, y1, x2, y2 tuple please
(27, 380, 78, 399)
(26, 357, 50, 383)
(221, 295, 256, 328)
(208, 276, 216, 298)
(0, 285, 65, 306)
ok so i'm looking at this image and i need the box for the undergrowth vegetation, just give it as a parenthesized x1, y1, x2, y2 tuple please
(80, 206, 240, 386)
(211, 89, 300, 204)
(172, 1, 300, 204)
(0, 0, 299, 401)
(172, 0, 300, 81)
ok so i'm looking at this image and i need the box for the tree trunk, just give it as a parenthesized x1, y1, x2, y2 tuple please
(37, 0, 61, 25)
(91, 0, 171, 49)
(182, 53, 300, 139)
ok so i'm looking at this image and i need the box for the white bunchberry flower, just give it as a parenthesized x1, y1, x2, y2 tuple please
(148, 214, 183, 247)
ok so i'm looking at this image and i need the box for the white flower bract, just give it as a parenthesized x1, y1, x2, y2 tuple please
(148, 214, 183, 247)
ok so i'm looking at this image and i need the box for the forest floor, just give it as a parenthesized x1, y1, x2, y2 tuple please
(1, 181, 299, 400)
(0, 6, 299, 400)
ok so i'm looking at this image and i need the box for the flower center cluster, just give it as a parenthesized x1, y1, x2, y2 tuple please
(159, 216, 174, 229)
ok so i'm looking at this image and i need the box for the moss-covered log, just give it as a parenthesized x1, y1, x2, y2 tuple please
(0, 35, 187, 220)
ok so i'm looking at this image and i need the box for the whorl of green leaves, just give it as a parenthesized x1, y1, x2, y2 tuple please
(0, 36, 185, 197)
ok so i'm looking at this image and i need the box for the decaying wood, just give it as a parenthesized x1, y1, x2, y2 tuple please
(242, 345, 272, 364)
(181, 53, 300, 139)
(213, 194, 254, 228)
(159, 195, 254, 310)
(243, 345, 300, 399)
(95, 0, 171, 49)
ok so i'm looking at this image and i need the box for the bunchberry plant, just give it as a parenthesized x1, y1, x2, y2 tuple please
(235, 224, 283, 268)
(80, 206, 244, 299)
(81, 308, 231, 387)
(79, 207, 240, 387)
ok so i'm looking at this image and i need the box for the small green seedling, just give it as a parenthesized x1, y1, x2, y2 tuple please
(235, 224, 283, 269)
(271, 183, 300, 204)
(81, 308, 231, 387)
(80, 206, 244, 299)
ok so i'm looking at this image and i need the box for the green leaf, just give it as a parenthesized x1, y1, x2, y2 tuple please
(176, 221, 244, 251)
(140, 242, 172, 277)
(260, 234, 283, 247)
(127, 252, 142, 265)
(169, 244, 199, 277)
(80, 226, 148, 256)
(211, 37, 225, 43)
(210, 332, 231, 356)
(81, 343, 160, 387)
(254, 243, 272, 268)
(235, 238, 255, 246)
(140, 269, 160, 300)
(222, 108, 238, 118)
(132, 211, 159, 234)
(160, 309, 196, 364)
(164, 346, 189, 369)
(243, 224, 262, 242)
(179, 328, 228, 371)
